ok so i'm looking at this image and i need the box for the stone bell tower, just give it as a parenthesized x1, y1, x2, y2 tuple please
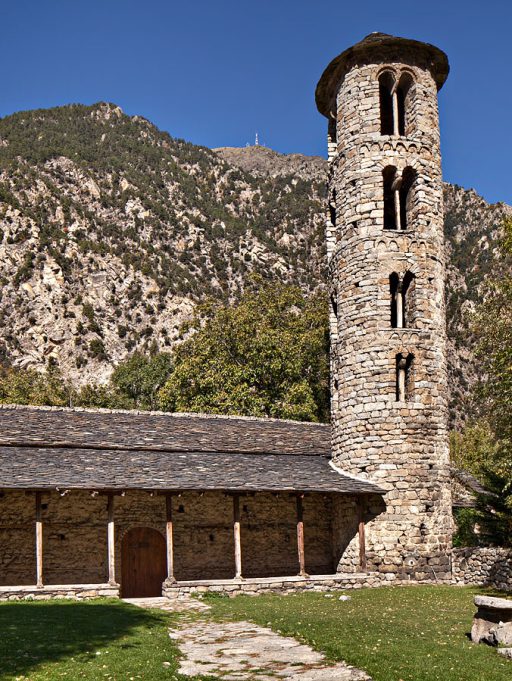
(316, 33, 452, 579)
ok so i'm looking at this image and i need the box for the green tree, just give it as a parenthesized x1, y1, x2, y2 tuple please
(452, 218, 512, 542)
(0, 367, 71, 406)
(158, 282, 329, 422)
(110, 352, 173, 410)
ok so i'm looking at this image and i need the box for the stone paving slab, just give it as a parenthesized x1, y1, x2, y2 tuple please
(126, 596, 371, 680)
(170, 618, 370, 679)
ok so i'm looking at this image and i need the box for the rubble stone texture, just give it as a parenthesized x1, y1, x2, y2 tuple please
(316, 34, 453, 579)
(452, 547, 512, 592)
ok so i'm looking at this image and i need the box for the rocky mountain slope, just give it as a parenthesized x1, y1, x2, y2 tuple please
(0, 102, 508, 423)
(0, 103, 325, 385)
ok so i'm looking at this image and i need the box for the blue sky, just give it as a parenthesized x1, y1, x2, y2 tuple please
(0, 0, 510, 204)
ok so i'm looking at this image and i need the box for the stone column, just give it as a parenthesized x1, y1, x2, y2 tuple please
(35, 491, 43, 588)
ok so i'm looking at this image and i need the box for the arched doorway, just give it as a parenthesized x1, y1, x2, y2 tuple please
(121, 527, 166, 598)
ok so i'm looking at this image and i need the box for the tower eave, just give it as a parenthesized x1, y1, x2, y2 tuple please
(315, 32, 449, 118)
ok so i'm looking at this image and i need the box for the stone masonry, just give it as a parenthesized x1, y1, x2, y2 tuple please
(316, 34, 453, 579)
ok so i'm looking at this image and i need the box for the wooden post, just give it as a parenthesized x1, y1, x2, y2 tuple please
(107, 493, 116, 585)
(35, 492, 43, 588)
(233, 494, 242, 579)
(358, 497, 367, 573)
(165, 493, 175, 583)
(296, 494, 307, 577)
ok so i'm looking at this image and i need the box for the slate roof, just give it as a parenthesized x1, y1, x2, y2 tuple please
(0, 405, 384, 495)
(0, 405, 330, 456)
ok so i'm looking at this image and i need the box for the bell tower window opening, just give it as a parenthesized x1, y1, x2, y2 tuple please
(327, 117, 337, 160)
(396, 353, 414, 401)
(383, 166, 398, 230)
(329, 190, 337, 227)
(379, 71, 395, 135)
(399, 167, 416, 231)
(396, 72, 414, 136)
(390, 271, 416, 329)
(389, 273, 400, 328)
(330, 292, 338, 319)
(328, 117, 337, 145)
(402, 271, 416, 327)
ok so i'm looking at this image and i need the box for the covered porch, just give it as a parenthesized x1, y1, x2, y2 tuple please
(0, 405, 384, 598)
(0, 488, 379, 599)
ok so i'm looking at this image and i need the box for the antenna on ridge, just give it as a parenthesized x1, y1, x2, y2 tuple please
(255, 131, 259, 146)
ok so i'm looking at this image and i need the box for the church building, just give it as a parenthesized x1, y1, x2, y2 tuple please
(0, 33, 455, 599)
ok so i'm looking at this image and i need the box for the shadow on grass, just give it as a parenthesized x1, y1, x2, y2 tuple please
(0, 599, 167, 679)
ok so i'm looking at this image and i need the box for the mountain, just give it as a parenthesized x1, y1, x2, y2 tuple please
(0, 103, 325, 385)
(0, 102, 508, 424)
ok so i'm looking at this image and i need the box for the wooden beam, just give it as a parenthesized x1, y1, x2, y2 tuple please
(165, 493, 176, 583)
(296, 494, 307, 577)
(358, 497, 367, 573)
(107, 493, 116, 586)
(233, 494, 242, 580)
(35, 491, 43, 588)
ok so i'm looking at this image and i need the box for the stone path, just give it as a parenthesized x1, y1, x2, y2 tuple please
(125, 596, 371, 680)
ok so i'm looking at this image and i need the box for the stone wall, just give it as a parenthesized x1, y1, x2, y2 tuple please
(323, 40, 453, 580)
(0, 489, 338, 589)
(452, 547, 512, 592)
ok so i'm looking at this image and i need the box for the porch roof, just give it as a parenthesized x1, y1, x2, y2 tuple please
(0, 446, 383, 494)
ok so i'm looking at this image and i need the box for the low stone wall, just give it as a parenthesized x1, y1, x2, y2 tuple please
(452, 548, 512, 592)
(163, 572, 397, 597)
(0, 583, 119, 601)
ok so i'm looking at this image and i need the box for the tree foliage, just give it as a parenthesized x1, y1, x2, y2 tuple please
(0, 367, 71, 406)
(157, 282, 330, 422)
(452, 217, 512, 545)
(110, 352, 173, 411)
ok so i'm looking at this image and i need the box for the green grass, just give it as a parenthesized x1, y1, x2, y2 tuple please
(206, 585, 511, 681)
(0, 599, 212, 681)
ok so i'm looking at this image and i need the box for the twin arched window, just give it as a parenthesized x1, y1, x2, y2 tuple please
(383, 166, 416, 231)
(390, 271, 416, 328)
(379, 71, 415, 136)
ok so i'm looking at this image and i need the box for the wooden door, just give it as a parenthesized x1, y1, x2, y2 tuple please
(121, 527, 166, 598)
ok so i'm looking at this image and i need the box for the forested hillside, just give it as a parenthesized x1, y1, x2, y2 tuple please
(0, 102, 508, 424)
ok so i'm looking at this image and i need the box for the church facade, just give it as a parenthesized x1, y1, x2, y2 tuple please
(0, 33, 456, 599)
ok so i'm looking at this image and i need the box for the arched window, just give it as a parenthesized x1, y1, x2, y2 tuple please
(379, 71, 416, 136)
(399, 167, 416, 230)
(402, 271, 416, 328)
(329, 189, 336, 227)
(327, 117, 337, 160)
(396, 72, 414, 136)
(396, 353, 414, 401)
(389, 273, 400, 327)
(383, 166, 398, 230)
(330, 292, 338, 319)
(379, 72, 395, 135)
(389, 272, 416, 328)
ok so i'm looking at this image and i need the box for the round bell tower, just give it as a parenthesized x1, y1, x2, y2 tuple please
(316, 33, 452, 579)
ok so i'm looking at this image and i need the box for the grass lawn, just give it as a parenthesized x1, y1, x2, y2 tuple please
(206, 585, 511, 681)
(0, 599, 212, 681)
